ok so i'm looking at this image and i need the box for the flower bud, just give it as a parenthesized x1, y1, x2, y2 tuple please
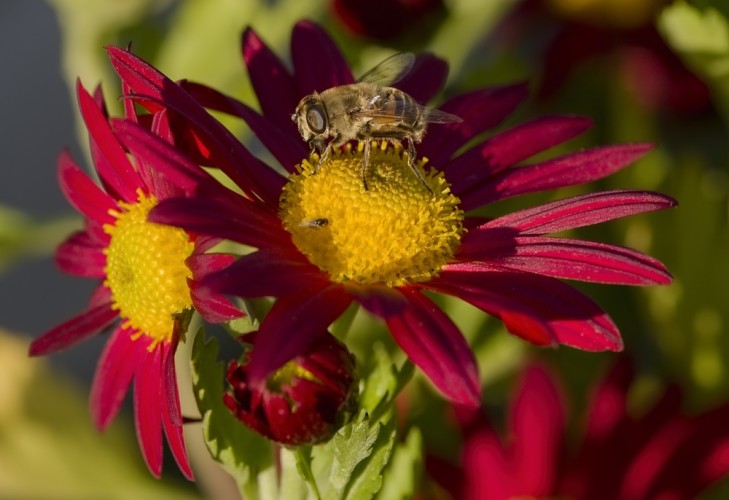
(224, 332, 358, 445)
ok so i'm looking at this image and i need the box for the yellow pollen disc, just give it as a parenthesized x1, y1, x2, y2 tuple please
(280, 142, 464, 287)
(103, 191, 194, 345)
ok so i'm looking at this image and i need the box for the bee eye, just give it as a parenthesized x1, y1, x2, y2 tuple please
(306, 106, 326, 133)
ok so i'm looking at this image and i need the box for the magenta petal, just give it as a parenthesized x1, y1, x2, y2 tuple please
(111, 118, 208, 198)
(54, 231, 107, 278)
(203, 248, 329, 298)
(242, 27, 299, 130)
(459, 143, 653, 209)
(29, 304, 118, 356)
(396, 53, 448, 104)
(482, 190, 678, 235)
(160, 339, 194, 480)
(191, 283, 244, 323)
(106, 46, 284, 208)
(58, 150, 117, 225)
(134, 339, 164, 478)
(385, 288, 480, 407)
(149, 196, 286, 249)
(291, 20, 355, 95)
(90, 326, 142, 429)
(511, 364, 564, 496)
(429, 263, 623, 351)
(182, 81, 307, 171)
(445, 115, 592, 196)
(88, 284, 112, 309)
(188, 254, 244, 322)
(76, 80, 142, 202)
(459, 235, 673, 285)
(247, 286, 353, 383)
(419, 83, 529, 167)
(350, 283, 409, 317)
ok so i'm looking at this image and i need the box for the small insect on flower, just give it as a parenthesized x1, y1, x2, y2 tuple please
(292, 53, 462, 193)
(300, 217, 329, 228)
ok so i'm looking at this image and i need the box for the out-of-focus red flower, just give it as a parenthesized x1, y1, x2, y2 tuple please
(332, 0, 446, 41)
(498, 0, 711, 116)
(224, 332, 357, 445)
(426, 359, 729, 499)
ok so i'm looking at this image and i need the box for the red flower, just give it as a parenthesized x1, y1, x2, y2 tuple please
(428, 360, 729, 499)
(28, 81, 242, 479)
(106, 20, 674, 410)
(499, 0, 711, 115)
(225, 331, 357, 445)
(331, 0, 446, 41)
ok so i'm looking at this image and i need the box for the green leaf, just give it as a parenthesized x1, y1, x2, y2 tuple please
(376, 428, 424, 500)
(190, 328, 275, 499)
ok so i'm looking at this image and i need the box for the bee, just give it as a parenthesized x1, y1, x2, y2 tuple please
(292, 53, 462, 194)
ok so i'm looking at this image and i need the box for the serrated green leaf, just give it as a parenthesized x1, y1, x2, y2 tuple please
(376, 428, 424, 500)
(191, 328, 274, 499)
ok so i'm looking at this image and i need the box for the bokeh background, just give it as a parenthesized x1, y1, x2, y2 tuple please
(2, 0, 729, 497)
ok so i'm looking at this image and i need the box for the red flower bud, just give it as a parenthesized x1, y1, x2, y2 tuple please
(224, 332, 358, 445)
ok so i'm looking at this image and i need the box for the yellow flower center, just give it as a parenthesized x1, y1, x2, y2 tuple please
(104, 191, 195, 345)
(280, 142, 464, 287)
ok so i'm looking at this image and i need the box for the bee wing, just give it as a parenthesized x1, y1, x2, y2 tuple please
(357, 52, 416, 87)
(354, 99, 462, 125)
(423, 107, 463, 124)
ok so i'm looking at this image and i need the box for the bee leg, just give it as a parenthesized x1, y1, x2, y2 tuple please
(362, 139, 371, 191)
(406, 139, 434, 196)
(315, 142, 333, 174)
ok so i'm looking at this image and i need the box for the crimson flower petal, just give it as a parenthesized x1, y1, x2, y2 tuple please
(241, 27, 299, 130)
(291, 20, 355, 96)
(510, 364, 564, 496)
(76, 80, 142, 202)
(247, 286, 353, 383)
(90, 326, 144, 430)
(429, 263, 622, 351)
(29, 304, 118, 356)
(459, 143, 653, 209)
(58, 150, 117, 225)
(149, 196, 286, 250)
(384, 288, 481, 407)
(106, 46, 284, 208)
(482, 190, 677, 234)
(54, 231, 107, 278)
(134, 339, 164, 478)
(188, 254, 244, 323)
(202, 247, 330, 298)
(161, 338, 194, 480)
(110, 118, 211, 198)
(181, 81, 307, 171)
(459, 235, 672, 285)
(419, 83, 529, 167)
(445, 115, 592, 196)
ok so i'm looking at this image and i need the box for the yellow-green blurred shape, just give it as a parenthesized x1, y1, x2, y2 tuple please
(0, 330, 198, 499)
(0, 204, 81, 273)
(659, 2, 729, 124)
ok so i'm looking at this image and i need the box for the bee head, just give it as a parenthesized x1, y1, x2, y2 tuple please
(294, 93, 329, 146)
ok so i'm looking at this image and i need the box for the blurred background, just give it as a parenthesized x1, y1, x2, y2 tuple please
(1, 0, 729, 497)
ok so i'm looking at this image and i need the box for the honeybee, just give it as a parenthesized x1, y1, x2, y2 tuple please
(292, 53, 462, 193)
